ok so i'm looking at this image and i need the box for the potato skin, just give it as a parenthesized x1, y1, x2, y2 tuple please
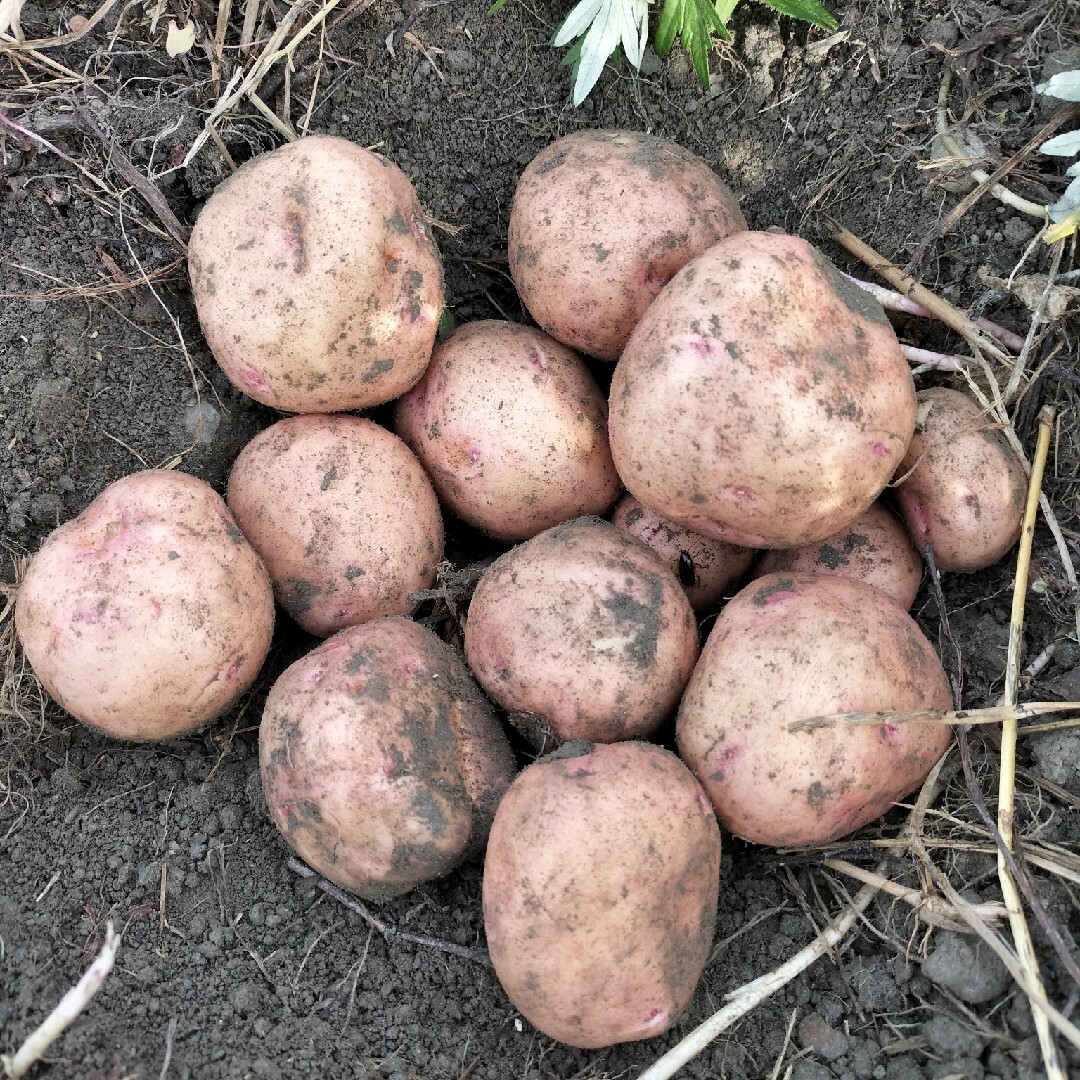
(464, 518, 700, 745)
(609, 231, 917, 549)
(483, 741, 720, 1048)
(260, 617, 516, 900)
(611, 494, 753, 612)
(676, 573, 953, 847)
(508, 130, 746, 360)
(227, 414, 444, 637)
(188, 135, 443, 413)
(894, 387, 1026, 572)
(393, 320, 622, 542)
(14, 470, 275, 741)
(755, 501, 923, 609)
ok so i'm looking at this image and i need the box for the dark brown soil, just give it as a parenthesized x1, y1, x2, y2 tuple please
(2, 1, 1079, 1078)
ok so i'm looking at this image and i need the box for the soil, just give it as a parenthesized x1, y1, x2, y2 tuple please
(2, 1, 1079, 1078)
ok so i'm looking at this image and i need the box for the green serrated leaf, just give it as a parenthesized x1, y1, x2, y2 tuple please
(560, 34, 584, 71)
(760, 0, 838, 30)
(655, 0, 733, 88)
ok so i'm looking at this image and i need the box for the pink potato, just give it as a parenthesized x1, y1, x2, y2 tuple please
(14, 470, 275, 741)
(261, 617, 516, 900)
(188, 135, 443, 413)
(609, 230, 917, 549)
(483, 741, 720, 1048)
(611, 494, 753, 612)
(464, 518, 699, 747)
(676, 573, 953, 847)
(393, 320, 622, 542)
(508, 130, 746, 360)
(754, 501, 923, 609)
(227, 414, 444, 637)
(894, 387, 1027, 572)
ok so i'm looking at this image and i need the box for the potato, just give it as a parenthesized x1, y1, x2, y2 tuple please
(227, 414, 444, 637)
(610, 494, 753, 612)
(260, 616, 516, 900)
(609, 231, 917, 549)
(754, 501, 923, 609)
(464, 518, 699, 746)
(393, 320, 622, 542)
(508, 130, 746, 360)
(15, 470, 275, 741)
(677, 573, 952, 847)
(189, 135, 443, 413)
(894, 387, 1026, 572)
(483, 741, 720, 1048)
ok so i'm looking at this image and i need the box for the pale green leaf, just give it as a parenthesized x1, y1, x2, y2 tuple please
(1039, 130, 1080, 157)
(1036, 70, 1080, 103)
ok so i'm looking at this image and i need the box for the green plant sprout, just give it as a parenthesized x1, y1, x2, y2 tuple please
(1035, 70, 1080, 243)
(542, 0, 837, 106)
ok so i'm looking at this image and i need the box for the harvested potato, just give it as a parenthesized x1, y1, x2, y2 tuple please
(483, 741, 720, 1048)
(227, 414, 444, 637)
(610, 494, 752, 612)
(754, 501, 923, 609)
(15, 470, 275, 741)
(677, 573, 952, 847)
(508, 130, 746, 360)
(189, 135, 443, 413)
(464, 518, 699, 746)
(894, 387, 1026, 572)
(609, 230, 917, 549)
(260, 616, 516, 900)
(393, 320, 622, 542)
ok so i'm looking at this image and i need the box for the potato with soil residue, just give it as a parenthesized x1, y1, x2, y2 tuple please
(393, 320, 622, 542)
(260, 617, 516, 900)
(893, 387, 1026, 572)
(226, 414, 443, 637)
(483, 741, 720, 1048)
(15, 470, 275, 741)
(754, 501, 923, 609)
(609, 230, 917, 549)
(611, 493, 753, 612)
(508, 130, 746, 360)
(188, 135, 443, 413)
(676, 573, 952, 847)
(463, 517, 699, 746)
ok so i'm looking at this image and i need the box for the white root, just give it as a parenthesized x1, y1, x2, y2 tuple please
(2, 923, 119, 1079)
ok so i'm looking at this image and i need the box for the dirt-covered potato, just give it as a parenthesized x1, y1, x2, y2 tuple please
(483, 741, 720, 1048)
(260, 616, 516, 900)
(894, 387, 1026, 572)
(610, 494, 753, 611)
(188, 135, 443, 413)
(754, 501, 923, 609)
(609, 231, 917, 549)
(464, 518, 699, 746)
(677, 573, 952, 846)
(227, 414, 443, 637)
(508, 130, 746, 360)
(15, 470, 275, 741)
(393, 320, 622, 542)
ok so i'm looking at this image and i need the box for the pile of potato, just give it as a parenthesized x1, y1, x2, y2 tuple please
(14, 131, 1029, 1051)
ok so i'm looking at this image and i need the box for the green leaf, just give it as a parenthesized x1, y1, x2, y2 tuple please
(487, 0, 511, 14)
(760, 0, 838, 30)
(1039, 130, 1080, 157)
(437, 309, 457, 339)
(655, 0, 733, 89)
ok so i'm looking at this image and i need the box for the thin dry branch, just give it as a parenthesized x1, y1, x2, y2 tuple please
(997, 405, 1064, 1079)
(788, 700, 1080, 733)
